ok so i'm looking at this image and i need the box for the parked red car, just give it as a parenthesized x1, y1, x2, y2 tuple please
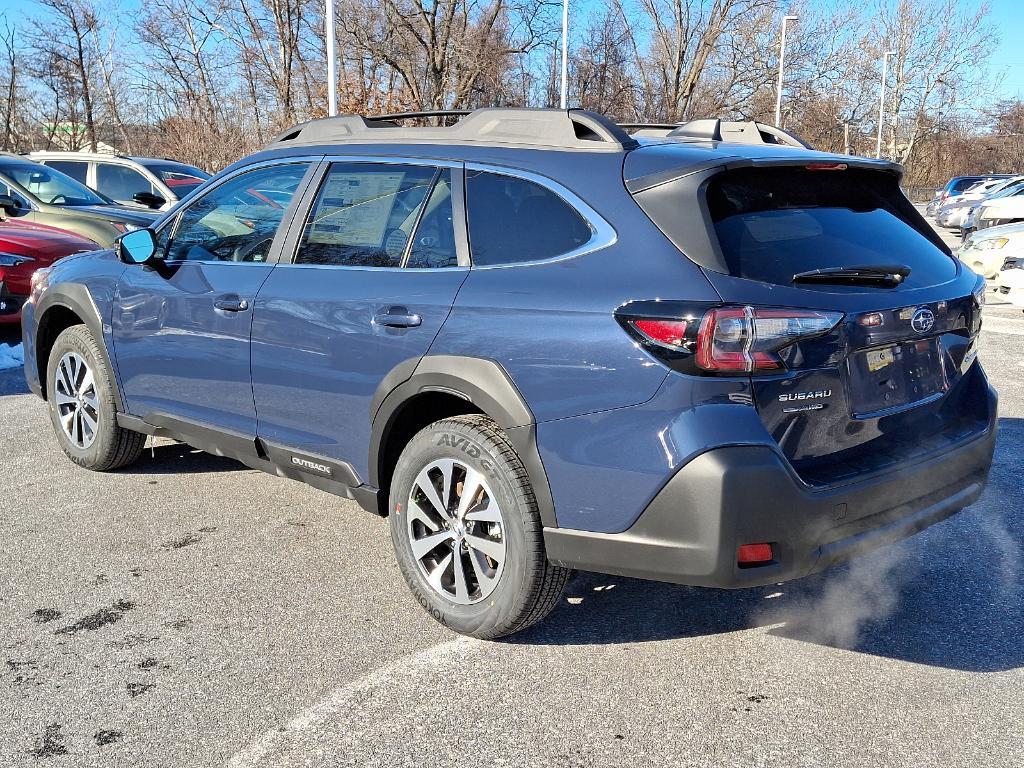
(0, 217, 98, 324)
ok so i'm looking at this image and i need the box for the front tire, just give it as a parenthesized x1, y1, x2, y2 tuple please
(46, 324, 145, 471)
(389, 415, 571, 639)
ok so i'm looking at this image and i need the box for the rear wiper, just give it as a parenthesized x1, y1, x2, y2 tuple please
(792, 265, 911, 286)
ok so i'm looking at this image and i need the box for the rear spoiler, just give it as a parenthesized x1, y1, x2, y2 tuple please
(626, 155, 902, 195)
(621, 119, 811, 149)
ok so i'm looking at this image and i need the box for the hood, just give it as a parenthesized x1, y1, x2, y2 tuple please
(980, 196, 1024, 215)
(60, 204, 160, 227)
(0, 219, 100, 264)
(968, 221, 1024, 240)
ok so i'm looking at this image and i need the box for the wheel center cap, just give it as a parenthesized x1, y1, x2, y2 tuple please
(452, 521, 466, 540)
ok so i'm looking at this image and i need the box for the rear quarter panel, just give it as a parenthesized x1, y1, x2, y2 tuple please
(429, 152, 721, 422)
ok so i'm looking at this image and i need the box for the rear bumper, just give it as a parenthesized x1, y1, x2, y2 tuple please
(544, 399, 997, 588)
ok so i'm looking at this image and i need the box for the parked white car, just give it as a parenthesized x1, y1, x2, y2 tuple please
(956, 222, 1024, 278)
(973, 190, 1024, 233)
(995, 258, 1024, 308)
(28, 151, 210, 211)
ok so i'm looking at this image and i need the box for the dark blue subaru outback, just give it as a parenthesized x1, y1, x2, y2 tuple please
(22, 109, 996, 638)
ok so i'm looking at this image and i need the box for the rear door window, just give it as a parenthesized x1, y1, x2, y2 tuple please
(704, 167, 957, 288)
(405, 170, 458, 269)
(295, 163, 437, 268)
(43, 160, 89, 185)
(96, 163, 156, 203)
(465, 170, 593, 265)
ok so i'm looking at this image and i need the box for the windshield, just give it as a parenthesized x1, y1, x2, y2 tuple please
(0, 161, 108, 206)
(983, 178, 1024, 201)
(142, 162, 210, 196)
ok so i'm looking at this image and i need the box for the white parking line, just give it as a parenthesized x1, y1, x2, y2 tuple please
(226, 636, 480, 768)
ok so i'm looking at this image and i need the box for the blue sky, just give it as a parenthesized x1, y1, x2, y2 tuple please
(986, 0, 1024, 100)
(2, 0, 1023, 100)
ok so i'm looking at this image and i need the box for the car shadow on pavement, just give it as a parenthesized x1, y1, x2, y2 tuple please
(513, 418, 1024, 674)
(118, 442, 250, 475)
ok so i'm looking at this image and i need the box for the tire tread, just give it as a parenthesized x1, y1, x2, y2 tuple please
(49, 325, 145, 472)
(402, 414, 571, 639)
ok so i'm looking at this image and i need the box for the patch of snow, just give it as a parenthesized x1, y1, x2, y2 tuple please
(0, 342, 24, 370)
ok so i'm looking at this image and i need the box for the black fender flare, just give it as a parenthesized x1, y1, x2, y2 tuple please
(369, 355, 558, 528)
(34, 283, 126, 411)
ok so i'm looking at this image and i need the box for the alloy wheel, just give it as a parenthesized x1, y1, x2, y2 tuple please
(54, 351, 99, 450)
(406, 458, 506, 605)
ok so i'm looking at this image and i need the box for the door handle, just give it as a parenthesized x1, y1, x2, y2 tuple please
(214, 296, 249, 312)
(373, 307, 422, 328)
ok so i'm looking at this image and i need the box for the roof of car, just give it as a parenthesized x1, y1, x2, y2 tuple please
(243, 108, 898, 190)
(28, 151, 188, 166)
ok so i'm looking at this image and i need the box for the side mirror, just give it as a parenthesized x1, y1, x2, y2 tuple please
(132, 191, 166, 209)
(0, 194, 22, 214)
(118, 228, 157, 265)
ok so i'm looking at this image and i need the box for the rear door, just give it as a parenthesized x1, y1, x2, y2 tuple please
(633, 161, 987, 485)
(250, 158, 469, 482)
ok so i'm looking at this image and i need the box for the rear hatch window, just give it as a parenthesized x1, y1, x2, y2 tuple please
(705, 166, 957, 288)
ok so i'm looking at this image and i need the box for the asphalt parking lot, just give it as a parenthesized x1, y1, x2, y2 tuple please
(2, 246, 1022, 765)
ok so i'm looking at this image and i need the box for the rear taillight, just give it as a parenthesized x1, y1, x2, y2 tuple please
(696, 307, 843, 373)
(622, 303, 843, 375)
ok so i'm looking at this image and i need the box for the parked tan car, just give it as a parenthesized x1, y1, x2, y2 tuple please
(0, 154, 157, 246)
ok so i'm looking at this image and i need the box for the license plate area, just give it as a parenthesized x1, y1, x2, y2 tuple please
(847, 338, 949, 417)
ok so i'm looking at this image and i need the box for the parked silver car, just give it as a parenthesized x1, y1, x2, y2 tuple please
(935, 178, 1008, 229)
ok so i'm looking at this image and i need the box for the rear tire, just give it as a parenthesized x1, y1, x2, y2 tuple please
(46, 324, 145, 471)
(389, 415, 571, 639)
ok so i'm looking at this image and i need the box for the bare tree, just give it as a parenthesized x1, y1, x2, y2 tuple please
(0, 22, 18, 150)
(31, 0, 102, 150)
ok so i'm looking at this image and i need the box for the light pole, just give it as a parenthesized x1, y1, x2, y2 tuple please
(876, 50, 897, 159)
(774, 15, 798, 127)
(326, 0, 337, 116)
(560, 0, 569, 109)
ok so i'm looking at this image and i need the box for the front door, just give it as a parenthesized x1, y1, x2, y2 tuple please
(251, 160, 468, 481)
(111, 161, 315, 436)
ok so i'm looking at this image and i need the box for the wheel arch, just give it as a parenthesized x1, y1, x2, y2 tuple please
(369, 356, 558, 527)
(34, 284, 124, 410)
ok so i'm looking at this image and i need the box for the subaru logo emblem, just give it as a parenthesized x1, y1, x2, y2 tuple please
(911, 308, 935, 334)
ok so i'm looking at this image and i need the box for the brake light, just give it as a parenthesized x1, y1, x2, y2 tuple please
(695, 307, 843, 373)
(805, 162, 847, 171)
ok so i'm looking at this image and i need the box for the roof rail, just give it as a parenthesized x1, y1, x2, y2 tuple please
(365, 110, 472, 124)
(623, 118, 811, 149)
(269, 108, 639, 152)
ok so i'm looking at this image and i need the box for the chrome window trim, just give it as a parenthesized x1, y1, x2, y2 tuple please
(463, 162, 618, 269)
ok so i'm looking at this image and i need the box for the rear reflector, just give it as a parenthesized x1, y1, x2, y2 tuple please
(631, 318, 689, 348)
(737, 543, 774, 565)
